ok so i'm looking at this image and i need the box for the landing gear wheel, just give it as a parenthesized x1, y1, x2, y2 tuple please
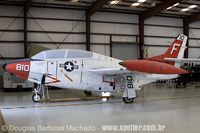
(122, 97, 134, 104)
(32, 93, 41, 103)
(84, 90, 92, 96)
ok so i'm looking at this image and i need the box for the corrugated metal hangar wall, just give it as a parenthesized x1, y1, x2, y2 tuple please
(0, 5, 200, 59)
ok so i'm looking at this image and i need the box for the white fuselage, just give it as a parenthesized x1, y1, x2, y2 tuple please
(29, 53, 122, 92)
(28, 52, 178, 92)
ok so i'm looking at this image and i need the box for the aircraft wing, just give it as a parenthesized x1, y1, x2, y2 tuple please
(164, 58, 200, 63)
(88, 68, 156, 90)
(88, 68, 131, 75)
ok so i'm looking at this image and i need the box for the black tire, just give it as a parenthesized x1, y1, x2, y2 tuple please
(84, 90, 92, 96)
(122, 97, 134, 104)
(32, 93, 42, 103)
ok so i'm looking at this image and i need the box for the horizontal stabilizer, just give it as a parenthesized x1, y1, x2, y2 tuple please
(88, 68, 130, 74)
(164, 58, 200, 63)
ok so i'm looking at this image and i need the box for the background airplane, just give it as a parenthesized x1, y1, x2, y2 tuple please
(2, 34, 189, 103)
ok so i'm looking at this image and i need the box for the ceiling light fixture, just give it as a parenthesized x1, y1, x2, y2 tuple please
(138, 0, 147, 2)
(166, 2, 180, 10)
(110, 0, 120, 5)
(173, 3, 180, 7)
(71, 0, 79, 2)
(181, 8, 189, 12)
(131, 0, 147, 7)
(131, 2, 141, 6)
(189, 5, 198, 9)
(167, 6, 172, 10)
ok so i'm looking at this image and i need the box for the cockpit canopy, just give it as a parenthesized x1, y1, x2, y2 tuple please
(31, 49, 93, 60)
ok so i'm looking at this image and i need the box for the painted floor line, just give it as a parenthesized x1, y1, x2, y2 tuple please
(49, 95, 113, 102)
(137, 95, 200, 101)
(2, 95, 200, 110)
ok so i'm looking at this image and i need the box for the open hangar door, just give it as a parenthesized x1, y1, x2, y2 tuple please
(111, 42, 138, 60)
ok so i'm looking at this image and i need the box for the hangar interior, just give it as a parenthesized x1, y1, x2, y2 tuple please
(1, 0, 200, 133)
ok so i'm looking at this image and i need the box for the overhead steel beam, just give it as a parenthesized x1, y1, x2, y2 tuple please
(138, 0, 181, 59)
(87, 0, 110, 16)
(183, 18, 189, 58)
(185, 12, 200, 24)
(182, 10, 200, 58)
(85, 0, 109, 51)
(139, 16, 144, 59)
(24, 0, 32, 58)
(25, 0, 32, 11)
(24, 5, 28, 58)
(182, 12, 200, 58)
(140, 0, 182, 20)
(86, 10, 91, 51)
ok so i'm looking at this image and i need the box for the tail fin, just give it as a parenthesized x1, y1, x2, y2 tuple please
(149, 34, 187, 67)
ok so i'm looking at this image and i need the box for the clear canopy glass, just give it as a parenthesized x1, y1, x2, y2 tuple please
(31, 49, 93, 60)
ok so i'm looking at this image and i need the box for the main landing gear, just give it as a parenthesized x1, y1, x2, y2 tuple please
(84, 90, 92, 96)
(122, 97, 134, 104)
(32, 84, 49, 102)
(122, 74, 136, 104)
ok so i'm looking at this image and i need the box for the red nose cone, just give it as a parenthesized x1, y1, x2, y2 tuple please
(6, 64, 16, 73)
(5, 61, 30, 80)
(122, 60, 188, 74)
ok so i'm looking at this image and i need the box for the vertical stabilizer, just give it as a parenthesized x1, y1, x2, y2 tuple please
(148, 34, 187, 67)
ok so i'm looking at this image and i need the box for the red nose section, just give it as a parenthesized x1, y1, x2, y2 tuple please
(5, 61, 30, 80)
(121, 60, 188, 74)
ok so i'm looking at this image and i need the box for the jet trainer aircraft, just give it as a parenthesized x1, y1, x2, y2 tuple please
(3, 34, 189, 103)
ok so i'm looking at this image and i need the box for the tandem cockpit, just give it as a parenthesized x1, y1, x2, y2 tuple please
(31, 49, 94, 60)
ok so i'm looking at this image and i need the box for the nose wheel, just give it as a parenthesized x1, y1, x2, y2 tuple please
(32, 84, 49, 102)
(32, 93, 42, 102)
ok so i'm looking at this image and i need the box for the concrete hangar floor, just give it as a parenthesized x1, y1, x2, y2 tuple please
(1, 83, 200, 133)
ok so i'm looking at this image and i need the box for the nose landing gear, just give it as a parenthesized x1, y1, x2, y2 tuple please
(32, 93, 41, 102)
(32, 84, 49, 102)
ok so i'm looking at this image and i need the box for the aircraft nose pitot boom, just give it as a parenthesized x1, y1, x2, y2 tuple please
(119, 60, 188, 74)
(3, 60, 30, 80)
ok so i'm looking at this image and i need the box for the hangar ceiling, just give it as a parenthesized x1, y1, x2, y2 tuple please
(1, 0, 200, 17)
(0, 0, 200, 59)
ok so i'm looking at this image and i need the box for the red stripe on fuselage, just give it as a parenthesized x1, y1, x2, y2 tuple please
(45, 76, 60, 84)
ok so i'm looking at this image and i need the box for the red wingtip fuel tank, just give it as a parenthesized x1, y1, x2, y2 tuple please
(120, 60, 188, 74)
(3, 61, 30, 80)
